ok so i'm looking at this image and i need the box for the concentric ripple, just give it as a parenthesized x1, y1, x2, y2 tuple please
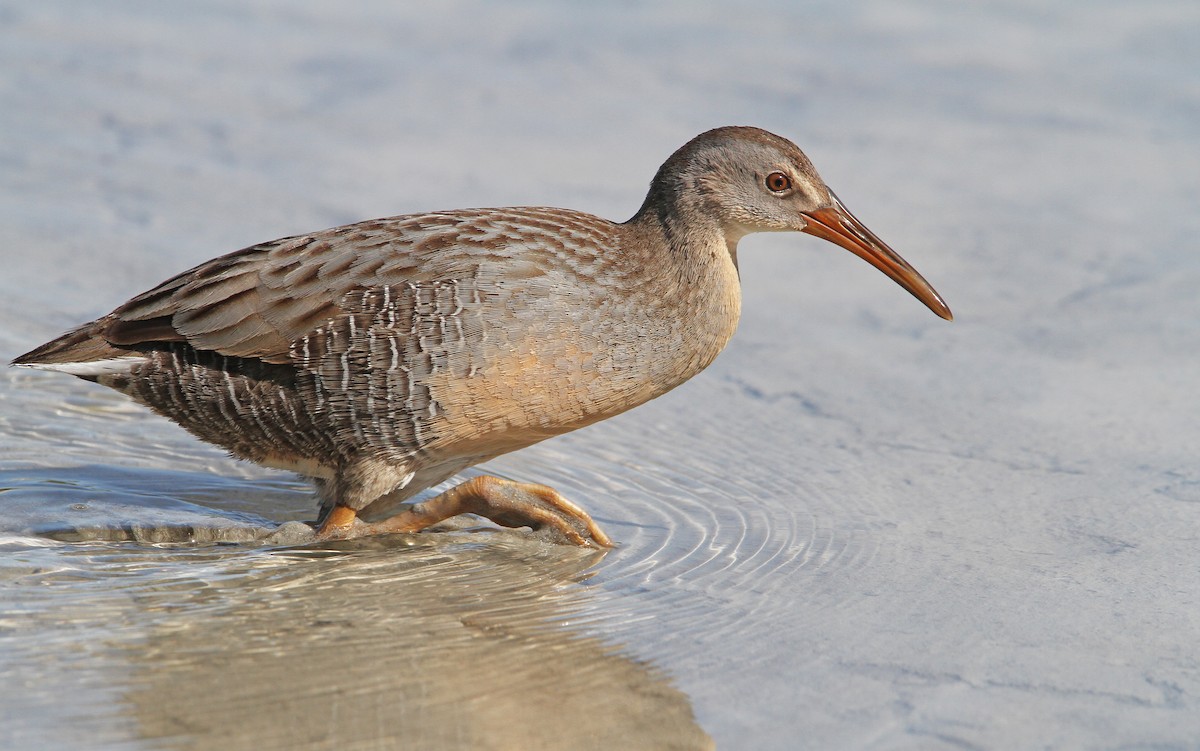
(482, 384, 899, 665)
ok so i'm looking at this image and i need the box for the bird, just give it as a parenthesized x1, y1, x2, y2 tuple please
(12, 126, 952, 547)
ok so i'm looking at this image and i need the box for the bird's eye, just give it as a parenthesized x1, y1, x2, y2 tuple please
(765, 172, 792, 193)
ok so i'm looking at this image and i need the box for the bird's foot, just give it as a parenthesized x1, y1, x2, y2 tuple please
(313, 475, 613, 548)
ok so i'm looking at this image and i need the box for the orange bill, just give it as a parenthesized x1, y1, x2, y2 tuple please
(802, 191, 953, 320)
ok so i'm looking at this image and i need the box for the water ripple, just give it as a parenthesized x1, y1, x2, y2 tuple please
(483, 399, 893, 665)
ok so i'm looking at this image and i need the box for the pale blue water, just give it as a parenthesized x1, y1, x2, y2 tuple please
(2, 1, 1199, 748)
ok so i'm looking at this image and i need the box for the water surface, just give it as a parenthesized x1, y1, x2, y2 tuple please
(2, 1, 1199, 748)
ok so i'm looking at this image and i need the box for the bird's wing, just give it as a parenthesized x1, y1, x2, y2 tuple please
(24, 208, 614, 369)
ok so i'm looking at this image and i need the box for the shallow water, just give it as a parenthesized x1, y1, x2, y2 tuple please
(3, 1, 1200, 748)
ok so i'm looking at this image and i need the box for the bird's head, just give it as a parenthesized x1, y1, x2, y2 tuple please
(638, 126, 952, 320)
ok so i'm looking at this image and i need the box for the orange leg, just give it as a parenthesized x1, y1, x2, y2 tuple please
(315, 475, 613, 548)
(315, 505, 359, 538)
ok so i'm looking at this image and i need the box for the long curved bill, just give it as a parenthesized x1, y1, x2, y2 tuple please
(801, 191, 953, 320)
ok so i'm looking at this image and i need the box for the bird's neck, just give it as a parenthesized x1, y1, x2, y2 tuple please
(619, 207, 743, 390)
(628, 187, 738, 273)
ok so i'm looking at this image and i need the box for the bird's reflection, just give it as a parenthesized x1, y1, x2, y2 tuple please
(3, 466, 711, 749)
(92, 535, 709, 750)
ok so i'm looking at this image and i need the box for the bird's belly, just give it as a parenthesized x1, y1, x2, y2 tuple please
(416, 319, 728, 461)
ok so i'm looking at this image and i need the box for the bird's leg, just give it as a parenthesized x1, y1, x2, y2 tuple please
(314, 505, 361, 538)
(315, 475, 613, 548)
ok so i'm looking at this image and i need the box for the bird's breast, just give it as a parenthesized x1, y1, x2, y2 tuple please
(417, 242, 744, 455)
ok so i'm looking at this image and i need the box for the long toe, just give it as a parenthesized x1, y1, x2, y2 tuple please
(372, 475, 614, 548)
